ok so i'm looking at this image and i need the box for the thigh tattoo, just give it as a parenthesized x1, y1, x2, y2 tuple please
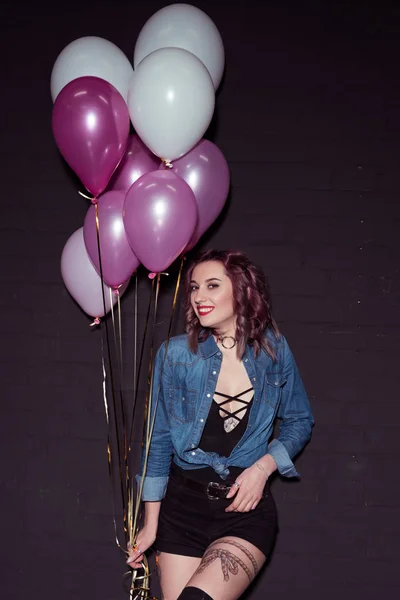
(195, 548, 252, 583)
(208, 539, 259, 576)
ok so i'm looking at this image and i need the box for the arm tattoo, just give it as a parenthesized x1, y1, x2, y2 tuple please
(208, 539, 258, 576)
(196, 548, 252, 582)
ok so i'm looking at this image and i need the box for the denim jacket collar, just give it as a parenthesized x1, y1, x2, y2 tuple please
(198, 331, 269, 369)
(198, 332, 221, 359)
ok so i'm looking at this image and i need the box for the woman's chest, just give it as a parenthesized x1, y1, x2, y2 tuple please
(167, 356, 284, 427)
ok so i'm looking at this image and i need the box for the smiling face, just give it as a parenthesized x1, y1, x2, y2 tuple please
(190, 260, 235, 333)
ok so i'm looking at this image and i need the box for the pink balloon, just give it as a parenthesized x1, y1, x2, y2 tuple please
(163, 139, 230, 250)
(83, 191, 140, 288)
(61, 228, 129, 318)
(123, 170, 198, 273)
(52, 76, 130, 197)
(108, 134, 160, 192)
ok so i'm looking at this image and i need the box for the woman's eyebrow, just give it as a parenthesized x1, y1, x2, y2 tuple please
(190, 277, 222, 284)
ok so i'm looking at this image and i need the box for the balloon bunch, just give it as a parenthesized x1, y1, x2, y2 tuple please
(51, 4, 230, 598)
(52, 4, 230, 323)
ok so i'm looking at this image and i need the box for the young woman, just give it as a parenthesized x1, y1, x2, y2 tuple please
(127, 250, 314, 600)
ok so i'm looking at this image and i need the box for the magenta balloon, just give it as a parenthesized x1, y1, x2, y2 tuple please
(163, 139, 230, 250)
(83, 191, 140, 288)
(108, 134, 160, 192)
(61, 227, 129, 318)
(123, 170, 198, 273)
(52, 76, 130, 197)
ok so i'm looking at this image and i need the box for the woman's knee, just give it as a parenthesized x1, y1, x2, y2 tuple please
(177, 587, 213, 600)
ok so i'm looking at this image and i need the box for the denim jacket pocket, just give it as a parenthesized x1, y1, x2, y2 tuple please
(169, 386, 197, 424)
(265, 372, 286, 408)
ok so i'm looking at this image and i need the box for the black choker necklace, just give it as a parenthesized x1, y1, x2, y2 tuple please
(217, 336, 237, 350)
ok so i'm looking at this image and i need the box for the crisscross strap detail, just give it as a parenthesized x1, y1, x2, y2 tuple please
(214, 387, 254, 423)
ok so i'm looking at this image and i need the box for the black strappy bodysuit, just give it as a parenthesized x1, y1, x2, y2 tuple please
(203, 387, 254, 454)
(187, 387, 254, 484)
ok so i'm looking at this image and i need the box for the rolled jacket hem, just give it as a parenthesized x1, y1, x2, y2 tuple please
(268, 439, 300, 477)
(136, 474, 169, 501)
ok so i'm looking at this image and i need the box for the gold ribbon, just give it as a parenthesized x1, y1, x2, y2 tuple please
(128, 255, 185, 598)
(130, 255, 185, 600)
(94, 201, 129, 549)
(128, 276, 155, 450)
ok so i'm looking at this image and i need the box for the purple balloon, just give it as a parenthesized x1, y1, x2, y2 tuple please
(61, 228, 129, 318)
(83, 191, 140, 288)
(52, 76, 130, 197)
(108, 134, 161, 192)
(163, 139, 230, 250)
(123, 170, 198, 273)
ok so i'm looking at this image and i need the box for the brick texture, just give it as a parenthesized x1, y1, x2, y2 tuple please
(1, 1, 400, 599)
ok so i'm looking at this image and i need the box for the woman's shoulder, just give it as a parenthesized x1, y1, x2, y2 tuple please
(261, 327, 288, 364)
(264, 327, 285, 347)
(164, 333, 189, 348)
(158, 333, 192, 357)
(156, 333, 203, 368)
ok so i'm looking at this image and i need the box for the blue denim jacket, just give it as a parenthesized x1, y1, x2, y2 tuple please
(138, 330, 314, 501)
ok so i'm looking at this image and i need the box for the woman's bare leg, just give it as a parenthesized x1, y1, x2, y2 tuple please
(157, 552, 202, 600)
(183, 536, 266, 600)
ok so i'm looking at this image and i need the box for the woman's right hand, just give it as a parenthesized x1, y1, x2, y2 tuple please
(126, 525, 157, 569)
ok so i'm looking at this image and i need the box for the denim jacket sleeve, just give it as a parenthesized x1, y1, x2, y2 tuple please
(267, 336, 314, 477)
(136, 341, 174, 501)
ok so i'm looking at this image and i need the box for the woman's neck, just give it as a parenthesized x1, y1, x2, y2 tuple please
(214, 318, 236, 340)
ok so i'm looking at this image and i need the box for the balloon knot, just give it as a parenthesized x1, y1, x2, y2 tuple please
(78, 190, 96, 202)
(148, 271, 169, 279)
(161, 158, 173, 169)
(90, 197, 98, 205)
(112, 287, 120, 296)
(89, 317, 101, 327)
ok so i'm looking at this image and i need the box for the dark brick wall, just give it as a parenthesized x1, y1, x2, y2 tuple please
(1, 1, 400, 598)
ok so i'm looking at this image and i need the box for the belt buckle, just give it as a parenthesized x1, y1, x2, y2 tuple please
(207, 481, 231, 500)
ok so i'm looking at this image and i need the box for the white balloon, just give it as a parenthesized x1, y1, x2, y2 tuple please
(51, 36, 134, 103)
(61, 228, 128, 318)
(128, 47, 215, 161)
(134, 3, 225, 90)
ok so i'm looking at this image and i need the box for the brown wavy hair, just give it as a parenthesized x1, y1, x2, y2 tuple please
(184, 249, 280, 359)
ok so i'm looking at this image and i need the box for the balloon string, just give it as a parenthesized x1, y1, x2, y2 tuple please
(133, 272, 138, 424)
(127, 272, 146, 561)
(167, 254, 185, 341)
(147, 255, 185, 443)
(99, 330, 124, 552)
(131, 274, 161, 542)
(128, 277, 155, 449)
(110, 287, 130, 536)
(94, 200, 129, 548)
(127, 257, 184, 597)
(123, 555, 157, 600)
(132, 255, 185, 543)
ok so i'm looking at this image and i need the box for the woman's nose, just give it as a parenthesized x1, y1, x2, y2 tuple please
(194, 288, 207, 303)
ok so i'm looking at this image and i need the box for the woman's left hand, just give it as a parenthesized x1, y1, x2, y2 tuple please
(225, 455, 277, 512)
